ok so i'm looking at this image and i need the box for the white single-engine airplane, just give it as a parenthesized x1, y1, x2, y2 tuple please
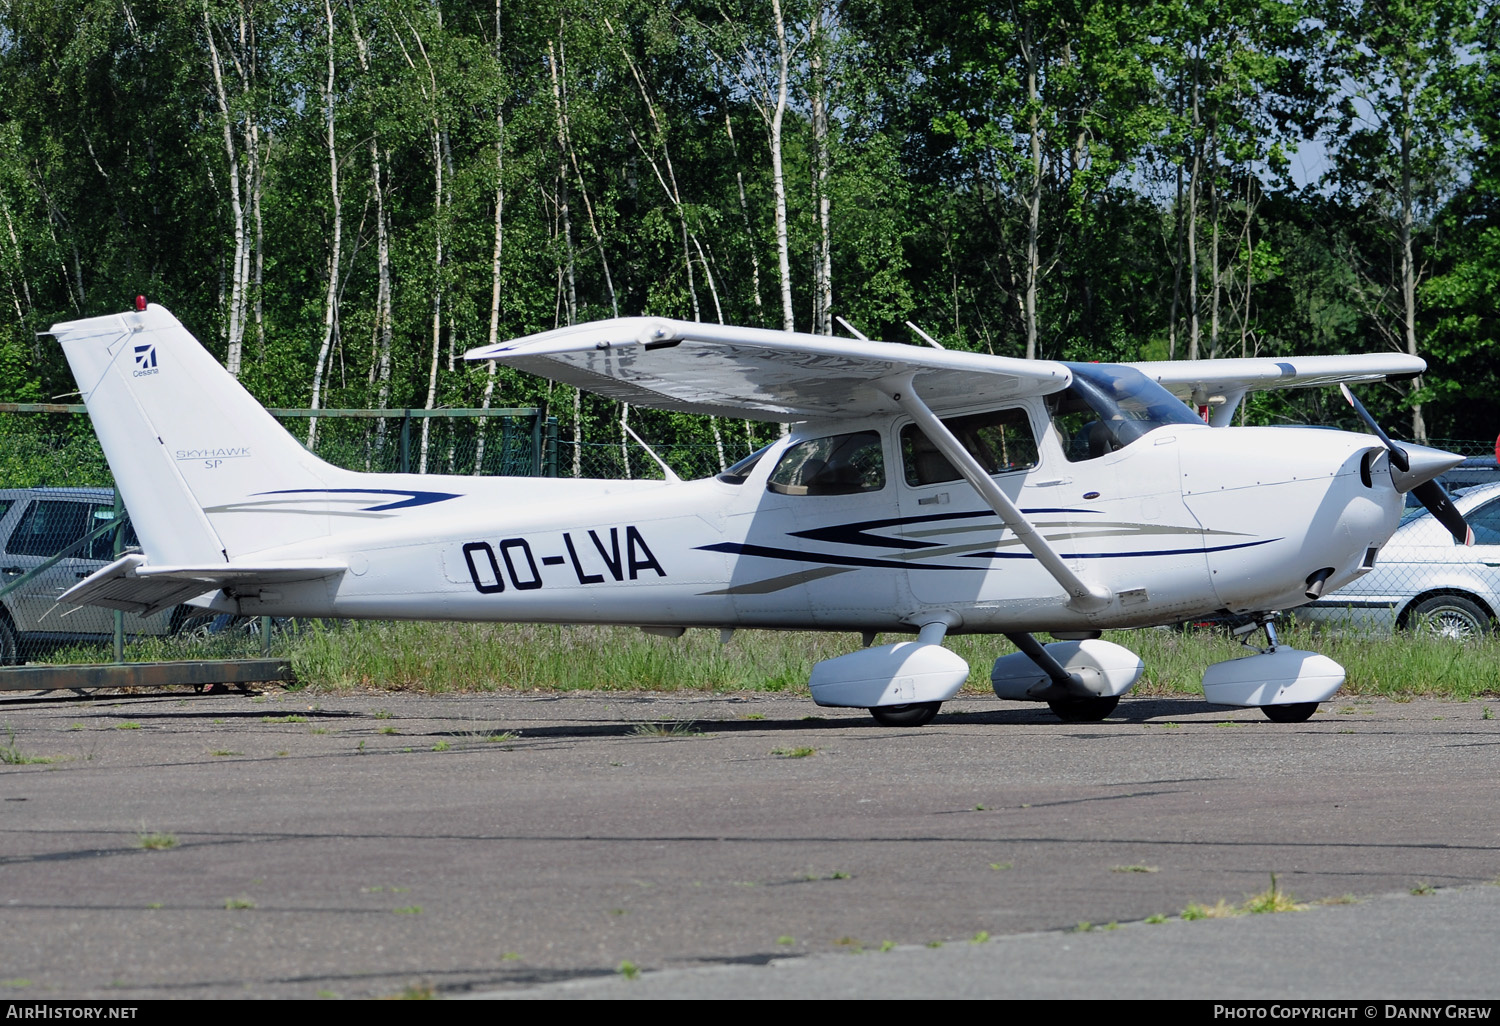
(50, 304, 1470, 724)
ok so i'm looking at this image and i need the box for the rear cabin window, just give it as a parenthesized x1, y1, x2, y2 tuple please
(767, 432, 886, 495)
(901, 408, 1038, 486)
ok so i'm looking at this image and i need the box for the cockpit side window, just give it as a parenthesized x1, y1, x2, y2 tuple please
(767, 431, 886, 496)
(900, 407, 1038, 486)
(1049, 363, 1201, 462)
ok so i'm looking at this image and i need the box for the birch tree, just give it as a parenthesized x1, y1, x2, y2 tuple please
(1327, 0, 1479, 441)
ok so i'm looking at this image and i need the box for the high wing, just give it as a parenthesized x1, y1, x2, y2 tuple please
(1130, 354, 1424, 403)
(464, 318, 1071, 422)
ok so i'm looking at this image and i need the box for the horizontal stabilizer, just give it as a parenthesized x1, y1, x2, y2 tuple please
(63, 553, 346, 616)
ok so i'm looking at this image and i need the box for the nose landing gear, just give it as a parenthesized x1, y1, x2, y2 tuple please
(1201, 614, 1342, 722)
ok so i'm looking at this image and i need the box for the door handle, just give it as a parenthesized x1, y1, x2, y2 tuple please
(2, 567, 21, 576)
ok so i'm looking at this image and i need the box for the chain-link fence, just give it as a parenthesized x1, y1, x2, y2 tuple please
(1, 401, 1496, 668)
(0, 404, 558, 668)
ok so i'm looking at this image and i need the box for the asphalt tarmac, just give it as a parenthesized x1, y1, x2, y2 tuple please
(2, 688, 1498, 1000)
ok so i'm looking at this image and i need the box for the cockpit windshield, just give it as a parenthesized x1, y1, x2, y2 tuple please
(716, 443, 775, 484)
(1049, 363, 1201, 462)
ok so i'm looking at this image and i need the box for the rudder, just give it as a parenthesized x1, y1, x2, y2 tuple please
(52, 305, 352, 564)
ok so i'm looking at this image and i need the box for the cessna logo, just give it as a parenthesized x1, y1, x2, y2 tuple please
(132, 343, 159, 377)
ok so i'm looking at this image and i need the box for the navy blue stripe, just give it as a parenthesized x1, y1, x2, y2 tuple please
(255, 488, 461, 512)
(960, 538, 1281, 560)
(697, 536, 1278, 570)
(697, 542, 973, 571)
(789, 508, 1100, 550)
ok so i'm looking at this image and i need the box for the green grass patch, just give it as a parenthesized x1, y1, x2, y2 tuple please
(630, 721, 704, 738)
(68, 619, 1485, 700)
(0, 725, 57, 765)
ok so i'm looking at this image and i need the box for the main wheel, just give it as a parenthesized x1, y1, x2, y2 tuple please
(1403, 594, 1490, 641)
(1047, 695, 1119, 722)
(1262, 702, 1318, 723)
(869, 702, 941, 727)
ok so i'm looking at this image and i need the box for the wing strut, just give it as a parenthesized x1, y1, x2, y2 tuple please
(873, 373, 1112, 613)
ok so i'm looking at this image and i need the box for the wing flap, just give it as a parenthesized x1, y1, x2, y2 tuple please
(63, 554, 347, 616)
(466, 318, 1071, 421)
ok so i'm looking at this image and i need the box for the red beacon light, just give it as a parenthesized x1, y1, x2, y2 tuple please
(135, 295, 147, 311)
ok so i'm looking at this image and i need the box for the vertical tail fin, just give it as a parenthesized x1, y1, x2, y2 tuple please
(51, 305, 352, 563)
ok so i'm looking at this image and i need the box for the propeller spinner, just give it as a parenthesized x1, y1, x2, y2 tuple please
(1340, 384, 1473, 546)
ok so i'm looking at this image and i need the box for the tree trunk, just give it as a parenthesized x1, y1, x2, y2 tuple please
(810, 1, 832, 335)
(475, 0, 506, 476)
(770, 0, 794, 333)
(725, 113, 764, 322)
(204, 9, 248, 377)
(308, 0, 342, 451)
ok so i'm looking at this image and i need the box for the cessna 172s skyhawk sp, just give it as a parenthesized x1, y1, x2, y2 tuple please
(51, 305, 1469, 725)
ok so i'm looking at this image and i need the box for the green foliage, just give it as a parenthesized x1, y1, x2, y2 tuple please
(0, 0, 1490, 444)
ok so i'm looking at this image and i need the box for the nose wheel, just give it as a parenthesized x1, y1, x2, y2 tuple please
(1232, 616, 1323, 723)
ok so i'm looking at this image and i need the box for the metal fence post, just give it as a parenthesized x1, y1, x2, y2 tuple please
(400, 411, 411, 474)
(531, 411, 543, 476)
(112, 488, 124, 663)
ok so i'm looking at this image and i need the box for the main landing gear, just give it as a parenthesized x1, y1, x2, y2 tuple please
(868, 702, 943, 727)
(990, 632, 1143, 722)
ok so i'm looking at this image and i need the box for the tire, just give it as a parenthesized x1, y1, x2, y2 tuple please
(1263, 702, 1318, 723)
(172, 614, 219, 639)
(0, 616, 17, 666)
(869, 702, 941, 727)
(1403, 594, 1490, 641)
(1047, 695, 1120, 722)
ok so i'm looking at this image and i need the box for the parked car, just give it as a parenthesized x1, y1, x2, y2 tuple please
(1298, 482, 1500, 639)
(1403, 456, 1500, 509)
(0, 488, 190, 663)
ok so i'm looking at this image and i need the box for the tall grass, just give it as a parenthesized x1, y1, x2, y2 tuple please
(290, 621, 855, 694)
(273, 620, 1500, 699)
(30, 617, 1498, 699)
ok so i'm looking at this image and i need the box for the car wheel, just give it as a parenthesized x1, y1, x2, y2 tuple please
(172, 614, 219, 639)
(1404, 595, 1491, 641)
(0, 616, 17, 665)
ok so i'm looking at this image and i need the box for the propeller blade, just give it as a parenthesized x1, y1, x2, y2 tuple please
(1339, 383, 1407, 471)
(1340, 384, 1470, 545)
(1411, 480, 1474, 546)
